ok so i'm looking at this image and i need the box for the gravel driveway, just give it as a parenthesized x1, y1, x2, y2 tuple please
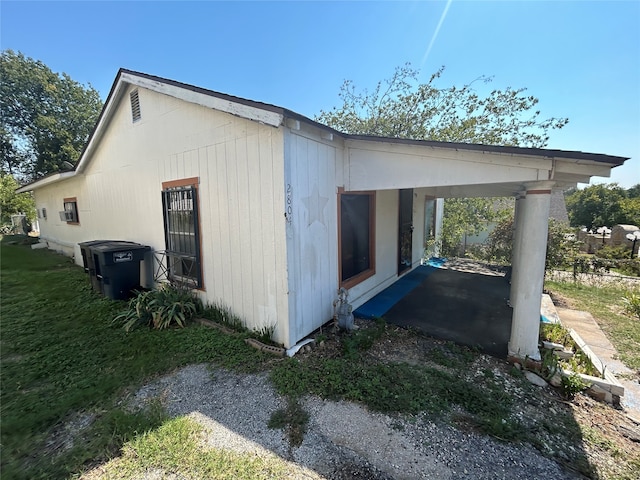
(127, 364, 582, 479)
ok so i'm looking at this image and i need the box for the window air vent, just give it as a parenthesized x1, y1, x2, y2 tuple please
(130, 89, 141, 122)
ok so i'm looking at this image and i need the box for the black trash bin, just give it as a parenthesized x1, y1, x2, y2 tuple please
(79, 240, 113, 292)
(89, 241, 151, 300)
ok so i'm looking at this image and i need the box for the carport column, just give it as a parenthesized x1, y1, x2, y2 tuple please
(508, 181, 554, 361)
(509, 191, 526, 307)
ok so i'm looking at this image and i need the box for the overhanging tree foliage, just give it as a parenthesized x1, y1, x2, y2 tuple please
(317, 64, 568, 147)
(317, 65, 569, 256)
(0, 50, 103, 181)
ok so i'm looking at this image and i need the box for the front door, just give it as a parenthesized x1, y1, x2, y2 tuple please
(398, 189, 414, 275)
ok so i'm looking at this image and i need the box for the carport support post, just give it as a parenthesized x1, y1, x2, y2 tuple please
(509, 192, 526, 307)
(508, 182, 554, 361)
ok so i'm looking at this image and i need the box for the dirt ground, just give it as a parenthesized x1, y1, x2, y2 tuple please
(307, 319, 640, 479)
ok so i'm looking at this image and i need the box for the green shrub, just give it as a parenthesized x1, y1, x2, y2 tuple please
(561, 372, 587, 399)
(596, 245, 632, 260)
(590, 256, 616, 273)
(113, 283, 201, 331)
(546, 220, 580, 270)
(486, 216, 514, 264)
(485, 217, 580, 269)
(540, 323, 571, 346)
(616, 259, 640, 277)
(571, 255, 640, 277)
(622, 290, 640, 320)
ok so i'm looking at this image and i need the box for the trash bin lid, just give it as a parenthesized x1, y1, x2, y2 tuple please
(79, 239, 114, 248)
(90, 241, 150, 253)
(90, 241, 151, 265)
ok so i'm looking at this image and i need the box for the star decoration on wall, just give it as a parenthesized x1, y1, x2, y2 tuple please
(301, 184, 329, 227)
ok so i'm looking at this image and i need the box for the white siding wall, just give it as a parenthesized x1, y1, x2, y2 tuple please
(284, 128, 339, 345)
(344, 188, 438, 310)
(346, 189, 400, 309)
(33, 176, 88, 258)
(280, 132, 441, 339)
(34, 86, 291, 346)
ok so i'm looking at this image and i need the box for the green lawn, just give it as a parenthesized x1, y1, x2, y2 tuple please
(545, 280, 640, 371)
(0, 239, 269, 479)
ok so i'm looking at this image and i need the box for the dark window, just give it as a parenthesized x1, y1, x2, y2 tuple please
(161, 180, 202, 288)
(130, 89, 141, 122)
(62, 198, 79, 223)
(339, 192, 375, 287)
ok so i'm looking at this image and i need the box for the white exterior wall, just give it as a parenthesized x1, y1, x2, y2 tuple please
(284, 127, 339, 345)
(33, 176, 88, 258)
(281, 129, 441, 340)
(346, 188, 427, 309)
(34, 85, 291, 346)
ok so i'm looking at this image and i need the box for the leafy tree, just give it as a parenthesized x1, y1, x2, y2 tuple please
(565, 183, 635, 230)
(0, 173, 35, 224)
(627, 184, 640, 199)
(317, 64, 568, 256)
(620, 197, 640, 227)
(0, 50, 103, 181)
(441, 197, 511, 257)
(317, 64, 568, 147)
(487, 215, 579, 270)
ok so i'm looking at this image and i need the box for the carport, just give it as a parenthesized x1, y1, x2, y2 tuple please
(344, 137, 627, 360)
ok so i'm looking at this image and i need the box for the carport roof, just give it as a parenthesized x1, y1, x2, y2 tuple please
(345, 134, 628, 166)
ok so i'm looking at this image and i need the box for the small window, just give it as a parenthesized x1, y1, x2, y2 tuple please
(42, 208, 47, 220)
(62, 198, 79, 224)
(161, 178, 202, 288)
(130, 89, 141, 122)
(339, 191, 375, 288)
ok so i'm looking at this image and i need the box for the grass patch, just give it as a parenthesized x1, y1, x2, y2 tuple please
(270, 353, 524, 441)
(268, 398, 309, 447)
(1, 241, 270, 479)
(545, 280, 640, 370)
(89, 416, 291, 479)
(341, 317, 386, 358)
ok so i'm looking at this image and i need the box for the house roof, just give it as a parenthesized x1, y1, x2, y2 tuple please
(16, 68, 629, 193)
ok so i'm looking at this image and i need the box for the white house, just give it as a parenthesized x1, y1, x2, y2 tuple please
(17, 69, 627, 359)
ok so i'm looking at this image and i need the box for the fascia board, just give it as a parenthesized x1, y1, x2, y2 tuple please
(15, 171, 76, 193)
(74, 78, 128, 174)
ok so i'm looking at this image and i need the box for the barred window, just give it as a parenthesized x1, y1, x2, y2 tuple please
(161, 178, 202, 288)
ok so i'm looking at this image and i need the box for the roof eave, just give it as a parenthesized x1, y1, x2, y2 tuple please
(15, 171, 76, 193)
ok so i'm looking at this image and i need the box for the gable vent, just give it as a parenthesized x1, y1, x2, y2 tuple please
(130, 89, 141, 122)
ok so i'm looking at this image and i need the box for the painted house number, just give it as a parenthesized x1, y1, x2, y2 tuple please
(286, 183, 293, 224)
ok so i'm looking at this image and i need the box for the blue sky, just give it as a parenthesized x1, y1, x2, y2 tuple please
(2, 0, 638, 187)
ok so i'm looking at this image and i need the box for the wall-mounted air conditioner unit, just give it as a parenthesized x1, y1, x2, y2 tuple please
(59, 211, 75, 222)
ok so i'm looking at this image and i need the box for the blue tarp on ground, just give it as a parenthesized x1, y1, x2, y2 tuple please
(353, 259, 445, 319)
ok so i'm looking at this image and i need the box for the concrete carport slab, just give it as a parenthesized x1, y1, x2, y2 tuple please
(355, 259, 513, 357)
